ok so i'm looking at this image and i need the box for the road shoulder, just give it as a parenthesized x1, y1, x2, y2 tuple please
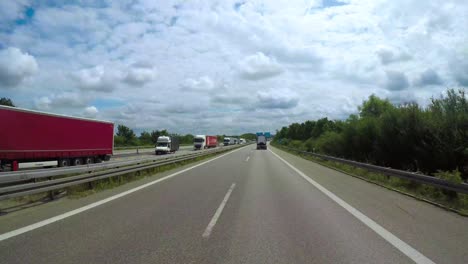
(270, 145, 468, 264)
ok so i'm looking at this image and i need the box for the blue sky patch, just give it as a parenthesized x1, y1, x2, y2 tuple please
(15, 7, 35, 25)
(169, 16, 178, 26)
(322, 0, 347, 8)
(234, 2, 245, 11)
(91, 98, 125, 109)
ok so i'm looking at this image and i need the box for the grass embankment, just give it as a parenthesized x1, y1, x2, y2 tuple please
(0, 147, 237, 213)
(272, 143, 468, 216)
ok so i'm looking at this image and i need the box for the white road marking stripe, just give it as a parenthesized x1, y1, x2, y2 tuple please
(245, 156, 250, 162)
(0, 147, 246, 242)
(268, 149, 436, 264)
(202, 183, 236, 238)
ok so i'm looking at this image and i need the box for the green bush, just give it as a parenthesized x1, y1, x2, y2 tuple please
(274, 89, 468, 180)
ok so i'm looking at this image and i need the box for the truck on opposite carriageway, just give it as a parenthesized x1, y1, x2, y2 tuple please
(223, 137, 236, 146)
(0, 105, 114, 171)
(155, 136, 180, 155)
(193, 135, 218, 150)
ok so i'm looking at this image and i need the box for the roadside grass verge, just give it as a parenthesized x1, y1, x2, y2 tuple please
(272, 144, 468, 216)
(0, 148, 236, 214)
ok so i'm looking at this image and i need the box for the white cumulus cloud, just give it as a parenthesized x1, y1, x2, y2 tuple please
(181, 76, 215, 91)
(83, 106, 99, 118)
(385, 70, 409, 91)
(123, 65, 157, 86)
(376, 46, 411, 65)
(239, 52, 283, 80)
(0, 47, 38, 87)
(34, 92, 90, 110)
(256, 90, 299, 109)
(72, 65, 117, 92)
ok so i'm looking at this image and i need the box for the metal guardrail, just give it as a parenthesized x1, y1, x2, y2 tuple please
(0, 146, 228, 184)
(114, 145, 154, 150)
(114, 144, 192, 151)
(113, 145, 194, 157)
(277, 146, 468, 194)
(0, 145, 246, 201)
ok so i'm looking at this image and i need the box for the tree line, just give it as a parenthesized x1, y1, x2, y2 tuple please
(273, 89, 467, 180)
(115, 124, 256, 147)
(114, 125, 195, 146)
(0, 97, 15, 107)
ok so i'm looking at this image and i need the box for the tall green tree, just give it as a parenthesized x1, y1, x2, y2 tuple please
(240, 133, 256, 141)
(150, 130, 169, 144)
(0, 97, 15, 107)
(359, 95, 394, 118)
(139, 131, 153, 145)
(179, 134, 194, 144)
(116, 125, 136, 145)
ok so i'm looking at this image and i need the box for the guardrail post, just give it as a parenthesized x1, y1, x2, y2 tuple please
(48, 191, 55, 200)
(47, 176, 55, 200)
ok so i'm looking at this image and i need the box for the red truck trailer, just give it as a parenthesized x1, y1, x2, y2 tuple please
(0, 105, 114, 171)
(205, 136, 218, 148)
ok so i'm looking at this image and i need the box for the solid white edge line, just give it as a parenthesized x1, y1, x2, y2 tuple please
(268, 149, 436, 264)
(202, 183, 236, 238)
(0, 147, 246, 242)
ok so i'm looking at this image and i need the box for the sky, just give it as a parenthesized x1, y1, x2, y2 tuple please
(0, 0, 467, 135)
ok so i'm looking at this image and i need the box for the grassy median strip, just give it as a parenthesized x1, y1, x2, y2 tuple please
(0, 148, 236, 214)
(272, 144, 468, 216)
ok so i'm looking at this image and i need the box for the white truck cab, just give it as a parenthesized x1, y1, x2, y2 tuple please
(193, 135, 206, 150)
(156, 136, 179, 155)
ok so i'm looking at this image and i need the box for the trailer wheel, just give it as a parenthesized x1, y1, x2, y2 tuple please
(72, 158, 82, 166)
(84, 157, 94, 164)
(58, 159, 70, 167)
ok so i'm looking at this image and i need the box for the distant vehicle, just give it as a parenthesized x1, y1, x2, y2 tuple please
(223, 137, 231, 146)
(233, 138, 239, 144)
(155, 136, 179, 155)
(0, 105, 113, 171)
(257, 135, 267, 150)
(205, 136, 218, 148)
(193, 135, 206, 150)
(240, 138, 246, 144)
(194, 135, 217, 150)
(223, 137, 236, 146)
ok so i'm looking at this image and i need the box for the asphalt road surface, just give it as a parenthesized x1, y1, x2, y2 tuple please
(0, 144, 467, 263)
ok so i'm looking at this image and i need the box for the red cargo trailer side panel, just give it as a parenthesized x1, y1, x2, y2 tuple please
(205, 136, 217, 148)
(0, 106, 114, 161)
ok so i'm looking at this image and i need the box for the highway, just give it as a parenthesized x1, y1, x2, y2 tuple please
(0, 144, 467, 263)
